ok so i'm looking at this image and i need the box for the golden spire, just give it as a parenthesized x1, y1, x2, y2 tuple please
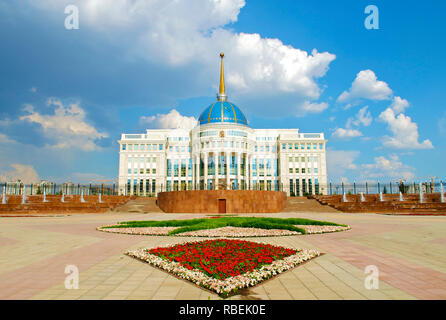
(217, 52, 227, 101)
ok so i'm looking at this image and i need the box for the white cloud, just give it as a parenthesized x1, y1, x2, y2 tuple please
(332, 128, 363, 139)
(378, 107, 433, 150)
(390, 96, 409, 113)
(326, 150, 360, 178)
(19, 97, 108, 151)
(295, 100, 329, 117)
(351, 106, 372, 127)
(141, 109, 198, 131)
(338, 70, 393, 103)
(30, 0, 335, 102)
(0, 164, 40, 184)
(0, 133, 16, 144)
(30, 87, 37, 93)
(361, 154, 415, 180)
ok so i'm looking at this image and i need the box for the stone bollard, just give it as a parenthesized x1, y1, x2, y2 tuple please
(98, 193, 102, 203)
(360, 192, 365, 202)
(43, 190, 49, 203)
(22, 186, 27, 204)
(343, 193, 348, 202)
(379, 192, 384, 202)
(1, 187, 6, 204)
(80, 190, 86, 203)
(399, 192, 404, 202)
(419, 183, 424, 203)
(61, 193, 65, 203)
(441, 183, 444, 203)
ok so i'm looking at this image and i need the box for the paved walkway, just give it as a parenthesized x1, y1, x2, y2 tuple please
(0, 211, 445, 300)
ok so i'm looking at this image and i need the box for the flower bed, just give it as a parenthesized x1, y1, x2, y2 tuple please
(126, 239, 320, 297)
(296, 225, 351, 234)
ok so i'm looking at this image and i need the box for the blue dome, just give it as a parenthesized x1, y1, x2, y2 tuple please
(199, 101, 248, 126)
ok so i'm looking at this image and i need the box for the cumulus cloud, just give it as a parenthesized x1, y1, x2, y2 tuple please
(19, 98, 108, 151)
(378, 107, 433, 150)
(295, 100, 329, 117)
(29, 0, 335, 104)
(331, 107, 372, 140)
(390, 96, 409, 113)
(332, 128, 363, 139)
(141, 109, 198, 131)
(326, 150, 360, 178)
(0, 164, 40, 184)
(338, 70, 393, 103)
(350, 106, 372, 127)
(361, 154, 415, 180)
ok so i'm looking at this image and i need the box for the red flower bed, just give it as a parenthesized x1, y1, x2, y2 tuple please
(148, 239, 297, 280)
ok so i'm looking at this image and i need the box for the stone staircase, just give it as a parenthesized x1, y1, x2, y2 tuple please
(311, 194, 446, 214)
(0, 195, 134, 214)
(111, 197, 163, 213)
(282, 197, 340, 213)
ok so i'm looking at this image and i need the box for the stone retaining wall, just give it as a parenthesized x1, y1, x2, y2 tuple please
(157, 190, 287, 213)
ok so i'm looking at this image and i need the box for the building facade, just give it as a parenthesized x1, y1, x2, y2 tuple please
(118, 54, 328, 196)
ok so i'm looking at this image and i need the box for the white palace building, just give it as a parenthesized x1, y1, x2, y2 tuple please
(118, 53, 328, 196)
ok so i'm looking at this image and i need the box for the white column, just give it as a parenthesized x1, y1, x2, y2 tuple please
(204, 153, 208, 190)
(196, 155, 200, 190)
(215, 152, 219, 190)
(236, 153, 241, 190)
(226, 152, 231, 189)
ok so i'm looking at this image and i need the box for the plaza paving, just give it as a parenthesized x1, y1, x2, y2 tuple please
(0, 210, 445, 300)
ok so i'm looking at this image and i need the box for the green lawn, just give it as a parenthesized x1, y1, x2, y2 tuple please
(103, 217, 347, 235)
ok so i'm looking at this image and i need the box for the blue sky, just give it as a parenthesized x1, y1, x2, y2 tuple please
(0, 0, 445, 184)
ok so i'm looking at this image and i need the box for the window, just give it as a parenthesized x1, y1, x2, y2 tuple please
(147, 144, 151, 150)
(174, 160, 179, 177)
(134, 145, 138, 151)
(302, 168, 306, 174)
(301, 157, 305, 162)
(153, 157, 157, 163)
(181, 159, 186, 177)
(319, 143, 323, 150)
(255, 146, 258, 152)
(300, 144, 304, 149)
(153, 145, 157, 151)
(146, 169, 150, 174)
(313, 144, 317, 150)
(128, 169, 131, 174)
(266, 146, 270, 152)
(307, 144, 311, 150)
(129, 144, 133, 151)
(308, 168, 312, 174)
(122, 144, 126, 151)
(289, 168, 293, 174)
(272, 146, 276, 152)
(289, 157, 293, 162)
(288, 144, 292, 149)
(134, 169, 137, 174)
(167, 159, 172, 177)
(159, 144, 163, 150)
(282, 144, 286, 150)
(295, 143, 298, 149)
(152, 168, 156, 174)
(314, 168, 318, 174)
(295, 157, 299, 162)
(260, 146, 264, 152)
(295, 168, 299, 174)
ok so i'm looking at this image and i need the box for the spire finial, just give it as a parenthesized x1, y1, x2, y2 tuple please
(217, 52, 227, 101)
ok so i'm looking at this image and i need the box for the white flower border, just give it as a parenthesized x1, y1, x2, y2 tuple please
(126, 241, 320, 298)
(99, 225, 350, 237)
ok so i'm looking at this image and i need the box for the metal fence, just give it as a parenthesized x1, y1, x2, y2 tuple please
(325, 181, 445, 195)
(0, 183, 118, 196)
